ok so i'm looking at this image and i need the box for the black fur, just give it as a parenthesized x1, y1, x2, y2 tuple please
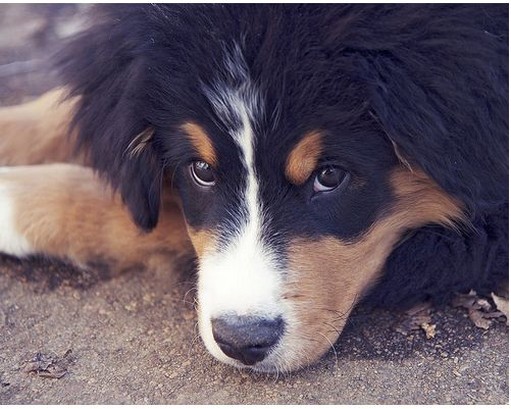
(57, 4, 508, 306)
(361, 5, 508, 214)
(368, 202, 509, 308)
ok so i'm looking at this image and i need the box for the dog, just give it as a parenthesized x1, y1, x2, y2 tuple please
(0, 4, 508, 373)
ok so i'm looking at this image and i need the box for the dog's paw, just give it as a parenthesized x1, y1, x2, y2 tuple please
(0, 168, 34, 257)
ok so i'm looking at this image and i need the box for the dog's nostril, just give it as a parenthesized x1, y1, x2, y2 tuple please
(211, 315, 284, 366)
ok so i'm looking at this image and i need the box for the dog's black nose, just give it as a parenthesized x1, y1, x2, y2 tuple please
(211, 315, 284, 365)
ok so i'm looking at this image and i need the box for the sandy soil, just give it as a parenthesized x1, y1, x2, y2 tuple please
(0, 4, 508, 405)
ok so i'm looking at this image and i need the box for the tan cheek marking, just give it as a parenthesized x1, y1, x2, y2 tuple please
(182, 122, 218, 167)
(282, 167, 465, 367)
(284, 232, 396, 367)
(285, 131, 323, 185)
(390, 168, 466, 229)
(186, 227, 217, 258)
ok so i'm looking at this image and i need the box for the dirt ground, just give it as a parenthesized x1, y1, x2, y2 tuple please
(0, 4, 508, 405)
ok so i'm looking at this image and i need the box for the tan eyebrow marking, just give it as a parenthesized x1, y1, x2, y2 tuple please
(182, 122, 218, 166)
(285, 131, 323, 185)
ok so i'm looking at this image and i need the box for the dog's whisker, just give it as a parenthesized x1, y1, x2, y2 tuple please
(182, 286, 198, 304)
(187, 332, 203, 359)
(322, 321, 343, 338)
(318, 331, 339, 368)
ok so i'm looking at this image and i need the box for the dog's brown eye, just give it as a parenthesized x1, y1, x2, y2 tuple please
(313, 166, 347, 192)
(190, 160, 216, 187)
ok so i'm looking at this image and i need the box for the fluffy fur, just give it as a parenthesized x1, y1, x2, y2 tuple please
(59, 3, 507, 302)
(0, 4, 507, 372)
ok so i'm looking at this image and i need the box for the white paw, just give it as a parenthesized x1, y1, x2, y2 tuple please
(0, 181, 33, 257)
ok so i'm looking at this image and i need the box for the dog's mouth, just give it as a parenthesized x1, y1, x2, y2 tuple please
(196, 290, 356, 373)
(197, 308, 340, 373)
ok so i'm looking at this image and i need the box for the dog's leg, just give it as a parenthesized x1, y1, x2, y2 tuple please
(0, 163, 192, 274)
(0, 88, 85, 165)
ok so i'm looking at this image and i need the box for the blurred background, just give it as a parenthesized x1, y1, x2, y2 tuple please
(0, 4, 90, 105)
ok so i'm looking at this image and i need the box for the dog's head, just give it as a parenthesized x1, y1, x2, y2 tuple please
(59, 5, 507, 372)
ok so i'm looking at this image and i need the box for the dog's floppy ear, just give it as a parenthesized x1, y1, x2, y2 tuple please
(362, 6, 508, 214)
(57, 6, 162, 231)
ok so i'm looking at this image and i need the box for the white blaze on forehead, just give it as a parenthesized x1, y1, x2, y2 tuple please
(199, 45, 283, 320)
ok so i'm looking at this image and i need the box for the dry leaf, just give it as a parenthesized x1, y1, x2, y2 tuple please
(420, 322, 437, 339)
(452, 290, 478, 309)
(453, 290, 508, 329)
(394, 302, 433, 336)
(21, 350, 72, 379)
(491, 292, 509, 325)
(468, 309, 491, 330)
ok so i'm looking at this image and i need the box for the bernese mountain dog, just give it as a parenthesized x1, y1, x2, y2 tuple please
(0, 4, 508, 373)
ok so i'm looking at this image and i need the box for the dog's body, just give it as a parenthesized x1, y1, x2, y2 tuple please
(0, 4, 508, 372)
